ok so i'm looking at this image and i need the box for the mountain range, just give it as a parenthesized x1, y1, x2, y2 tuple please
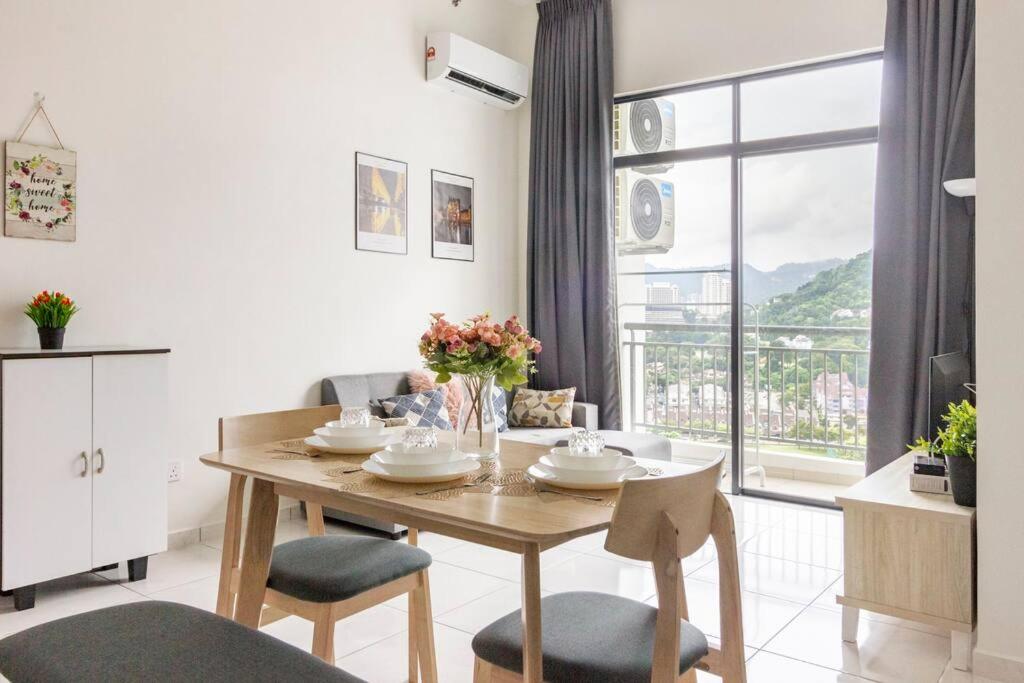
(644, 258, 844, 305)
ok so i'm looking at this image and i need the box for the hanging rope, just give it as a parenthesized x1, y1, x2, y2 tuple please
(14, 92, 65, 150)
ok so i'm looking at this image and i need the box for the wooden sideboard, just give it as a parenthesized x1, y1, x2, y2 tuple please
(0, 347, 170, 610)
(836, 453, 976, 671)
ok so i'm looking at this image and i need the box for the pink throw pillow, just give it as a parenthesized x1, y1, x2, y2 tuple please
(407, 369, 463, 427)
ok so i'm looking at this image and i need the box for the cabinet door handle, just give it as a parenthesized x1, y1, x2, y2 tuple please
(79, 452, 89, 477)
(96, 448, 105, 474)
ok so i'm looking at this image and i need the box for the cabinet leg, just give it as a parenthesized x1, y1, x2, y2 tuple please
(127, 556, 149, 582)
(951, 630, 972, 671)
(13, 585, 36, 611)
(841, 605, 859, 643)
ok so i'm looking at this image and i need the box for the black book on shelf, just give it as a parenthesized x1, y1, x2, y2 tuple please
(913, 454, 947, 477)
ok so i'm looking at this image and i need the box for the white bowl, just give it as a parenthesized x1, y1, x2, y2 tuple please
(537, 455, 636, 484)
(311, 428, 399, 451)
(363, 457, 480, 482)
(379, 443, 459, 465)
(322, 422, 387, 437)
(375, 448, 463, 467)
(547, 447, 627, 470)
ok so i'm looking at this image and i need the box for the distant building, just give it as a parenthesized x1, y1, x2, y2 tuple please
(699, 273, 730, 318)
(790, 335, 814, 349)
(645, 282, 679, 304)
(812, 371, 868, 414)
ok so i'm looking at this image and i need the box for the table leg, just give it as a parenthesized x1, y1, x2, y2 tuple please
(951, 630, 972, 671)
(234, 478, 278, 628)
(215, 473, 246, 618)
(521, 543, 543, 683)
(841, 605, 859, 643)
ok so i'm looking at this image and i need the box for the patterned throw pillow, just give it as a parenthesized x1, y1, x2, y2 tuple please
(492, 385, 509, 433)
(407, 369, 463, 427)
(378, 389, 453, 430)
(508, 387, 576, 428)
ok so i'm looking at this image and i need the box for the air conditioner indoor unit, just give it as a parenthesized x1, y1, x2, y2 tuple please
(615, 170, 675, 255)
(614, 98, 676, 172)
(426, 32, 529, 110)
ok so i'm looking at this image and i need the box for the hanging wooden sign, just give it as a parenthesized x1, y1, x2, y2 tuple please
(5, 95, 77, 242)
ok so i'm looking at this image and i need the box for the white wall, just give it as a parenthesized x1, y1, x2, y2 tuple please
(0, 0, 536, 534)
(975, 0, 1024, 677)
(613, 0, 885, 93)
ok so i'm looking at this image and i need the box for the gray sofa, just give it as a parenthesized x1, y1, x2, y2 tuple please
(319, 371, 599, 535)
(321, 371, 600, 445)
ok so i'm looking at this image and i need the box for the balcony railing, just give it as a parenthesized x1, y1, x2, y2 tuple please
(622, 309, 869, 461)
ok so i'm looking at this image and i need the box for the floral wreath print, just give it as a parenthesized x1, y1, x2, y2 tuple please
(5, 153, 74, 232)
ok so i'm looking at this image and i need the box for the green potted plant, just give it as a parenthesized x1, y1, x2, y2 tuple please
(911, 399, 977, 506)
(24, 290, 79, 350)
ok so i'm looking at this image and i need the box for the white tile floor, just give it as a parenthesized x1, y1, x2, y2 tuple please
(0, 496, 997, 683)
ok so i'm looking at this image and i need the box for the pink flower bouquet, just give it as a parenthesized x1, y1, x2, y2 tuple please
(418, 312, 541, 390)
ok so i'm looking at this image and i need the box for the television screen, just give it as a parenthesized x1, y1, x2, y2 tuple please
(928, 352, 971, 442)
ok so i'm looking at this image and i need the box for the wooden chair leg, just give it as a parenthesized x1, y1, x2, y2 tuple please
(473, 656, 493, 682)
(215, 473, 246, 618)
(311, 605, 336, 663)
(678, 669, 698, 683)
(411, 570, 438, 683)
(305, 502, 326, 537)
(408, 528, 420, 683)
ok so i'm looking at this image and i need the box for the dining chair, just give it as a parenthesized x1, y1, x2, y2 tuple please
(216, 406, 438, 682)
(470, 454, 745, 683)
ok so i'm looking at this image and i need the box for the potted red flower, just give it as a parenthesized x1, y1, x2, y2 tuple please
(24, 291, 79, 350)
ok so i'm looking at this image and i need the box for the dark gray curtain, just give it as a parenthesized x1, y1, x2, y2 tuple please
(527, 0, 621, 429)
(866, 0, 975, 473)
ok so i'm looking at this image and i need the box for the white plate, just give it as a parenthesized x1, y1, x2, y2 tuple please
(547, 447, 626, 470)
(375, 447, 463, 467)
(304, 431, 400, 454)
(362, 458, 481, 484)
(369, 453, 471, 477)
(527, 463, 647, 490)
(538, 455, 636, 483)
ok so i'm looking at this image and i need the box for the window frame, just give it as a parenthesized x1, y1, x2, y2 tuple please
(613, 50, 882, 508)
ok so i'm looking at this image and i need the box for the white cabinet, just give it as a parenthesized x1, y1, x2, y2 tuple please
(0, 349, 169, 609)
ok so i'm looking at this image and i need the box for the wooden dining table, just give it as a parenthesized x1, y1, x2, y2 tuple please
(200, 437, 696, 682)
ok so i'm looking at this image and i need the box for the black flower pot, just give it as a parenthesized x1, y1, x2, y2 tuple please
(37, 327, 66, 350)
(946, 456, 976, 507)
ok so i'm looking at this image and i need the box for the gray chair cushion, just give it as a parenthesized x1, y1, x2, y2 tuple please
(471, 592, 708, 682)
(267, 536, 431, 603)
(0, 601, 364, 682)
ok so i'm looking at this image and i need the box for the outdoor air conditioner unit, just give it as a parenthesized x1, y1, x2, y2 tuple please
(615, 170, 675, 255)
(426, 32, 529, 110)
(614, 98, 676, 173)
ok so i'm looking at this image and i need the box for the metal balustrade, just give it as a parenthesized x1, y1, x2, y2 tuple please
(622, 314, 869, 461)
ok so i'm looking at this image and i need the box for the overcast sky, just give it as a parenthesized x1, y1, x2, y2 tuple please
(629, 59, 882, 272)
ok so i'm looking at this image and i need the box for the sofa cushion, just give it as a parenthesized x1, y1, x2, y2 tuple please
(322, 372, 410, 417)
(504, 427, 578, 447)
(0, 601, 365, 683)
(379, 389, 453, 430)
(509, 387, 576, 428)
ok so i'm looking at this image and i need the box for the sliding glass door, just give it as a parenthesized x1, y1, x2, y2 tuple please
(614, 53, 882, 507)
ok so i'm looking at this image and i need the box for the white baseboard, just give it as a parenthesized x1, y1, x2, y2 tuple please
(166, 504, 301, 550)
(974, 649, 1024, 682)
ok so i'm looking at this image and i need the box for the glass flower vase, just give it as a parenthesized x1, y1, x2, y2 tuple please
(454, 373, 499, 460)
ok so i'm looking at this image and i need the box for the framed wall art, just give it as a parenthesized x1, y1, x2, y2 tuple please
(355, 152, 407, 255)
(430, 169, 474, 262)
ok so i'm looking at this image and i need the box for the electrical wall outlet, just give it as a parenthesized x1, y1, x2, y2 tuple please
(167, 460, 182, 483)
